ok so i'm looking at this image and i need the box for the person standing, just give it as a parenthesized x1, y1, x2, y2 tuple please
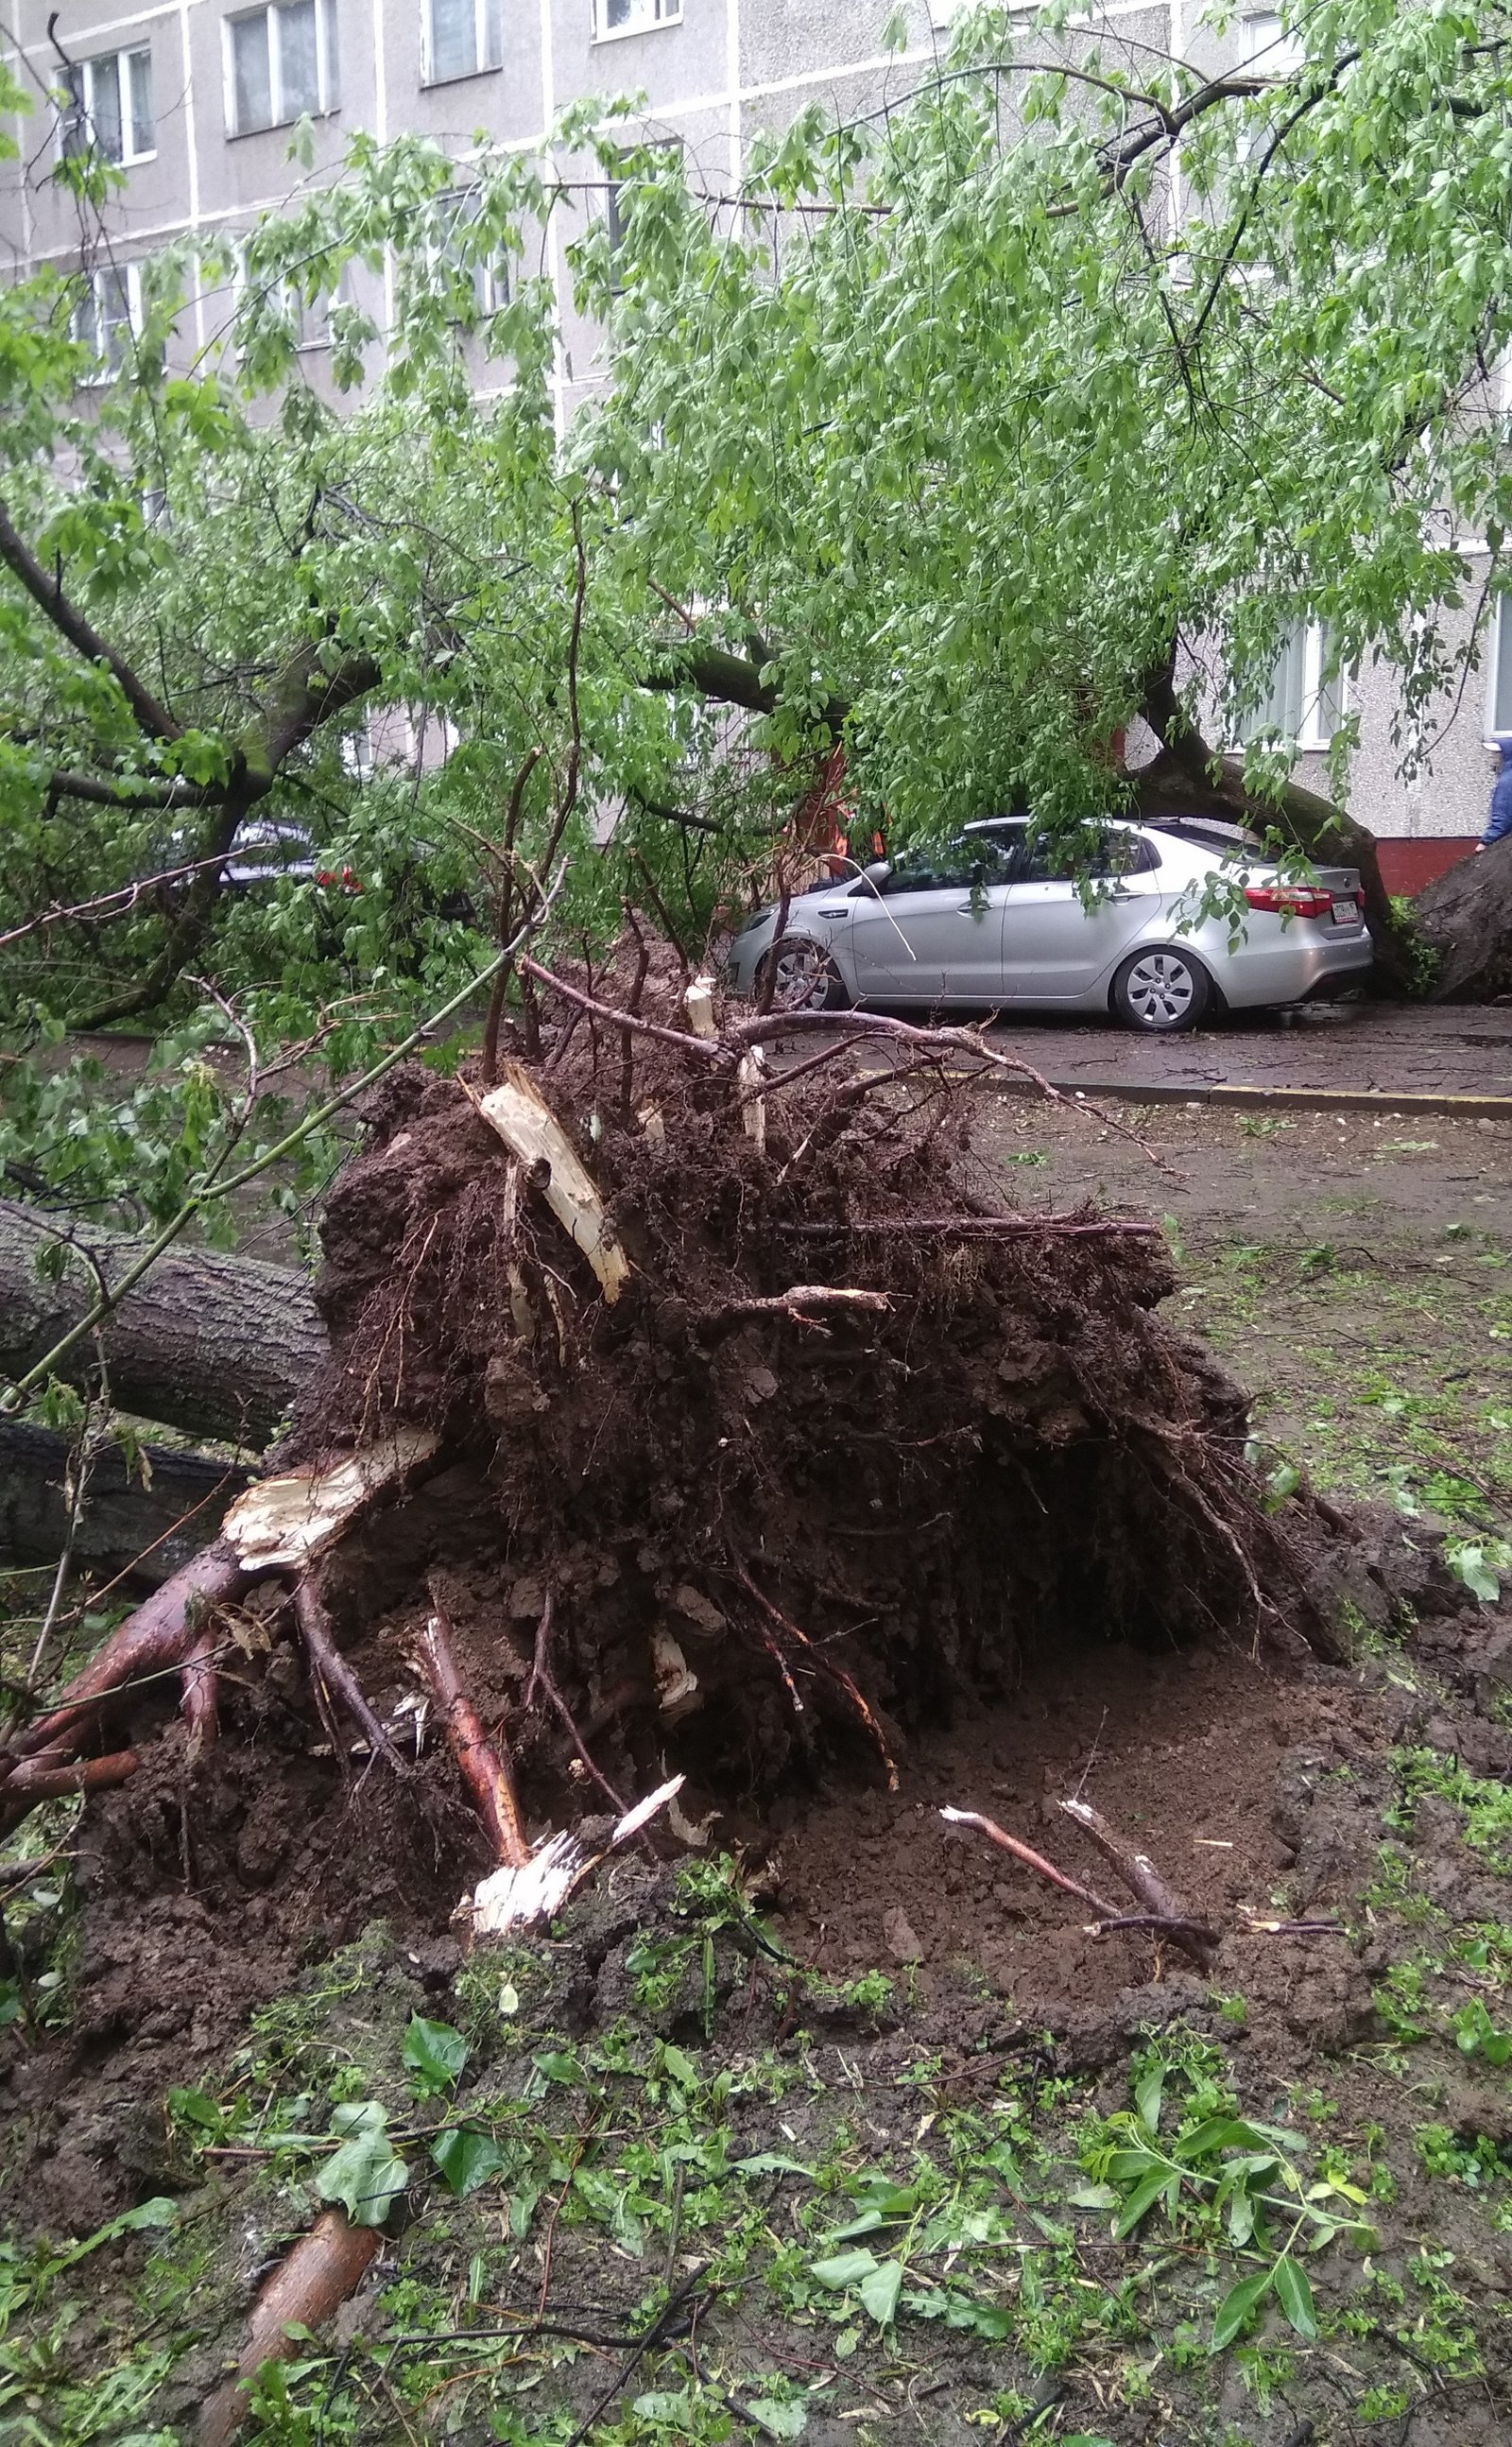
(1479, 740, 1512, 850)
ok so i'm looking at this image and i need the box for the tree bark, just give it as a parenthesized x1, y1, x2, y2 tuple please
(0, 1418, 250, 1584)
(0, 1199, 325, 1444)
(1132, 663, 1414, 991)
(1415, 834, 1512, 1001)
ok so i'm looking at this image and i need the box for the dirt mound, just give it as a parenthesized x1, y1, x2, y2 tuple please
(1, 955, 1333, 2222)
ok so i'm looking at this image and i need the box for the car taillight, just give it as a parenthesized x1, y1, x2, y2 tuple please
(1244, 883, 1333, 920)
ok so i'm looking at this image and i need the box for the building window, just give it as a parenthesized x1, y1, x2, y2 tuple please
(1486, 595, 1512, 739)
(593, 0, 681, 41)
(1242, 619, 1341, 750)
(423, 0, 501, 83)
(72, 263, 141, 382)
(1239, 12, 1304, 75)
(59, 47, 154, 165)
(435, 190, 509, 315)
(227, 0, 337, 136)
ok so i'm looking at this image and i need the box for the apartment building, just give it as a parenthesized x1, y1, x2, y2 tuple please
(0, 0, 1498, 882)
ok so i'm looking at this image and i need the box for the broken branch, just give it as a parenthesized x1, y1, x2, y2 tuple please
(698, 1284, 890, 1336)
(179, 1625, 219, 1757)
(417, 1588, 529, 1868)
(1058, 1796, 1217, 1969)
(294, 1578, 408, 1776)
(939, 1806, 1116, 1916)
(195, 2209, 381, 2447)
(5, 1540, 249, 1766)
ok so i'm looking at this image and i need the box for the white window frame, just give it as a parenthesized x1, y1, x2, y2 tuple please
(1486, 593, 1512, 741)
(58, 46, 155, 167)
(422, 0, 501, 84)
(225, 0, 337, 139)
(1297, 620, 1342, 750)
(1238, 616, 1342, 750)
(1239, 11, 1304, 76)
(73, 261, 143, 385)
(591, 0, 681, 44)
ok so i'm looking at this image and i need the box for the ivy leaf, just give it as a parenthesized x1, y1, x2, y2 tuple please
(403, 2015, 469, 2094)
(317, 2125, 408, 2227)
(431, 2128, 506, 2198)
(1211, 2266, 1275, 2352)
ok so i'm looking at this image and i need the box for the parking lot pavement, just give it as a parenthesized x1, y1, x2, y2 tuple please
(970, 1001, 1512, 1107)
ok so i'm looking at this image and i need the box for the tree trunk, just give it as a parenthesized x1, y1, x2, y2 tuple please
(0, 1418, 250, 1584)
(1133, 667, 1415, 991)
(0, 1200, 325, 1444)
(1416, 834, 1512, 1000)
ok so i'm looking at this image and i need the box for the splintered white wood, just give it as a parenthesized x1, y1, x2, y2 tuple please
(222, 1427, 440, 1573)
(475, 1062, 630, 1303)
(466, 1776, 687, 1939)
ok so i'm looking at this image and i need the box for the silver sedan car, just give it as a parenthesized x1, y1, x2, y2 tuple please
(721, 817, 1372, 1031)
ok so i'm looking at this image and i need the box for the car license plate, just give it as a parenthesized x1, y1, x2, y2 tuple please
(1331, 898, 1359, 924)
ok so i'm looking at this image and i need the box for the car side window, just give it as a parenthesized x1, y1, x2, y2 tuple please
(1017, 826, 1160, 882)
(880, 834, 1018, 894)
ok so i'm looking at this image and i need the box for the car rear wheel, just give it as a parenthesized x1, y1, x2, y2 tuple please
(1112, 945, 1211, 1032)
(757, 937, 850, 1013)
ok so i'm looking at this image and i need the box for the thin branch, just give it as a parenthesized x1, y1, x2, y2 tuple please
(0, 496, 181, 742)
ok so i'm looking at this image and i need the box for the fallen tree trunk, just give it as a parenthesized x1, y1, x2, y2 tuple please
(0, 1198, 326, 1445)
(0, 1418, 251, 1584)
(1416, 833, 1512, 1000)
(1133, 666, 1413, 991)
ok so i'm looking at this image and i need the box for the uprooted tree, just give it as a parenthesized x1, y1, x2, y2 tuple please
(0, 957, 1335, 1911)
(7, 1, 1512, 1232)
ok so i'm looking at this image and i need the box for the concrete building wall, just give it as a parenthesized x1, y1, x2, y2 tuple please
(0, 0, 1493, 876)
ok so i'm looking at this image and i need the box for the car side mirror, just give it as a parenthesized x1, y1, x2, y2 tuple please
(859, 859, 891, 887)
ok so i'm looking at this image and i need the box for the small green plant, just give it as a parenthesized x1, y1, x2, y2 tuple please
(1453, 1996, 1512, 2067)
(1077, 2046, 1370, 2352)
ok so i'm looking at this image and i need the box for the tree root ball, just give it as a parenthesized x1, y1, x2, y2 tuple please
(285, 960, 1315, 1817)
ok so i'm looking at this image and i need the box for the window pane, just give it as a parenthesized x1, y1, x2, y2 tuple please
(605, 0, 634, 24)
(127, 49, 154, 155)
(90, 56, 124, 164)
(99, 267, 133, 372)
(429, 0, 477, 80)
(232, 15, 272, 130)
(277, 0, 319, 116)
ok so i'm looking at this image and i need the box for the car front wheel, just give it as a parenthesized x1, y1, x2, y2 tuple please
(1111, 945, 1211, 1033)
(756, 937, 850, 1013)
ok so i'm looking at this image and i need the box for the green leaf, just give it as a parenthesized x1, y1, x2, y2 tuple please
(532, 2049, 581, 2085)
(431, 2128, 507, 2198)
(734, 2153, 814, 2179)
(810, 2249, 880, 2290)
(1068, 2183, 1120, 2210)
(1211, 2266, 1274, 2352)
(632, 2391, 694, 2426)
(746, 2397, 809, 2439)
(1272, 2256, 1317, 2340)
(403, 2015, 469, 2093)
(1112, 2166, 1177, 2239)
(1135, 2061, 1166, 2134)
(317, 2112, 408, 2227)
(659, 2042, 698, 2091)
(857, 2259, 903, 2325)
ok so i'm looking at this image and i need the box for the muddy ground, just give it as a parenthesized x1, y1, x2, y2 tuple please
(2, 1080, 1510, 2447)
